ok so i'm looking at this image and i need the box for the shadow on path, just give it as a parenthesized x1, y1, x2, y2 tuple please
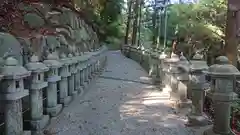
(45, 51, 207, 135)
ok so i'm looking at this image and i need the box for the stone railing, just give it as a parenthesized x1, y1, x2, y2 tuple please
(122, 45, 240, 135)
(0, 46, 108, 135)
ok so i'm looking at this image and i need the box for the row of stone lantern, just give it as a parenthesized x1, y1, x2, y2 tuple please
(0, 46, 108, 135)
(160, 52, 239, 134)
(124, 46, 240, 135)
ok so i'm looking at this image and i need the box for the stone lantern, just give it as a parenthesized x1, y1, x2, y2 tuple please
(84, 54, 91, 84)
(25, 55, 50, 132)
(187, 58, 209, 126)
(74, 52, 84, 94)
(59, 53, 72, 106)
(165, 53, 181, 100)
(0, 57, 31, 135)
(87, 53, 94, 80)
(176, 64, 192, 108)
(67, 54, 78, 99)
(43, 53, 62, 117)
(79, 55, 89, 90)
(87, 53, 94, 81)
(203, 56, 239, 135)
(149, 52, 160, 84)
(158, 51, 167, 88)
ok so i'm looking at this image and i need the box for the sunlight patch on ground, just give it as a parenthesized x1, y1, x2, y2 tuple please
(139, 76, 151, 81)
(143, 90, 171, 105)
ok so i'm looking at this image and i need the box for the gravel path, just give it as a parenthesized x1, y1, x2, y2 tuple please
(46, 51, 206, 135)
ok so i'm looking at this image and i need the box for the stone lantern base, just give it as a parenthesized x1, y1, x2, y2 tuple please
(203, 127, 236, 135)
(187, 114, 209, 126)
(30, 115, 50, 131)
(60, 96, 72, 107)
(45, 104, 62, 117)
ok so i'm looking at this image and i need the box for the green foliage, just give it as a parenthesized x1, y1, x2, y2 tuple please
(165, 0, 226, 46)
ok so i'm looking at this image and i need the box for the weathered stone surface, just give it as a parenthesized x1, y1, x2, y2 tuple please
(203, 56, 239, 135)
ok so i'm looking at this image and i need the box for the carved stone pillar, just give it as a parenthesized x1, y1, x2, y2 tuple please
(159, 52, 167, 88)
(166, 54, 181, 100)
(59, 54, 72, 106)
(0, 57, 30, 135)
(67, 54, 78, 99)
(187, 59, 209, 126)
(43, 54, 62, 117)
(203, 56, 239, 135)
(25, 55, 50, 132)
(74, 52, 84, 95)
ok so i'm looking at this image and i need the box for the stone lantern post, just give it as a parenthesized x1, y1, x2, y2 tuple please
(187, 58, 209, 126)
(87, 54, 94, 81)
(176, 64, 192, 108)
(43, 53, 62, 117)
(0, 57, 31, 135)
(67, 54, 78, 99)
(74, 52, 84, 94)
(85, 55, 91, 84)
(165, 53, 181, 100)
(25, 55, 50, 132)
(149, 52, 160, 84)
(203, 56, 239, 135)
(88, 54, 94, 81)
(159, 52, 167, 88)
(59, 53, 72, 106)
(80, 55, 89, 90)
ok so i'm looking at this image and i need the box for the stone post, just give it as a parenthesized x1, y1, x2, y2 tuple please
(176, 55, 191, 107)
(203, 56, 239, 135)
(149, 52, 160, 84)
(80, 55, 89, 90)
(74, 52, 83, 94)
(67, 54, 78, 99)
(92, 52, 99, 75)
(95, 53, 100, 74)
(0, 57, 31, 135)
(88, 54, 94, 81)
(176, 64, 192, 108)
(25, 55, 50, 132)
(85, 56, 91, 84)
(59, 54, 72, 106)
(43, 54, 62, 117)
(166, 54, 181, 100)
(159, 52, 167, 88)
(187, 59, 209, 126)
(74, 52, 84, 95)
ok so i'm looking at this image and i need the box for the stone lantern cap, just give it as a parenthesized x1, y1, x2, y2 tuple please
(43, 53, 62, 69)
(204, 56, 240, 78)
(0, 57, 31, 79)
(25, 55, 49, 73)
(190, 61, 208, 73)
(59, 53, 71, 66)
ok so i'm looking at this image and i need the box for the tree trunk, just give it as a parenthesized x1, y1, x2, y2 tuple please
(151, 0, 158, 49)
(224, 0, 239, 66)
(132, 0, 140, 46)
(137, 0, 143, 47)
(124, 0, 133, 45)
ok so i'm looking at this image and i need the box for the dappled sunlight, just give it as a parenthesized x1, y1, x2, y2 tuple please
(139, 76, 152, 81)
